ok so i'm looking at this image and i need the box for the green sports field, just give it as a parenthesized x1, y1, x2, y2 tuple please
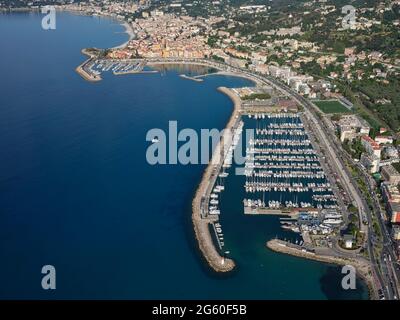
(314, 100, 351, 114)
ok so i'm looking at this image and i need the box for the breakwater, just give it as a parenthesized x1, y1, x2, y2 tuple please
(75, 49, 102, 82)
(191, 87, 243, 272)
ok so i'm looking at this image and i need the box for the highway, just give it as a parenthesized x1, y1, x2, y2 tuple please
(355, 162, 400, 299)
(307, 99, 400, 300)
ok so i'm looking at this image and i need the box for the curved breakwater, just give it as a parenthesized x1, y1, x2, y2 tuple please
(191, 87, 241, 272)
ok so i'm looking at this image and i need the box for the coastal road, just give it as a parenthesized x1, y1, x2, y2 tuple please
(292, 85, 400, 300)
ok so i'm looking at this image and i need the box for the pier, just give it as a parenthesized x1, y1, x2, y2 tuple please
(191, 86, 242, 273)
(75, 49, 102, 82)
(244, 206, 298, 216)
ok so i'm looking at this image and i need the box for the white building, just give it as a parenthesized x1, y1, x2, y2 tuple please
(375, 135, 393, 145)
(360, 153, 380, 173)
(337, 115, 370, 142)
(361, 135, 381, 158)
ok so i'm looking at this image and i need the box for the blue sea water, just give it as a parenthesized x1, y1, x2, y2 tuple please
(0, 12, 368, 299)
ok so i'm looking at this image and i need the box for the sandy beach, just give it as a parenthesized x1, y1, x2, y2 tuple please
(113, 21, 135, 49)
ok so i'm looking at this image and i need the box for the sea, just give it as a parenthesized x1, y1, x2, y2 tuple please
(0, 11, 368, 299)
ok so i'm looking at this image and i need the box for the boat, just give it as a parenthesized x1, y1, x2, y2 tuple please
(322, 218, 343, 225)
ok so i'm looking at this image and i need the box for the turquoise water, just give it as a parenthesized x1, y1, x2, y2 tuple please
(0, 12, 368, 299)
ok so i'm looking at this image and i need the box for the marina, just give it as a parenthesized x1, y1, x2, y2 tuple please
(76, 57, 159, 81)
(69, 23, 371, 296)
(196, 107, 345, 266)
(243, 113, 339, 214)
(90, 59, 158, 76)
(240, 112, 345, 237)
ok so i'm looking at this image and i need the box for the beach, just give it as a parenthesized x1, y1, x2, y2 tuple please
(113, 21, 135, 49)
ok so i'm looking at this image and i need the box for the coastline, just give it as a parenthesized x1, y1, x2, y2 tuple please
(112, 21, 135, 49)
(266, 239, 376, 300)
(62, 9, 135, 49)
(0, 7, 37, 12)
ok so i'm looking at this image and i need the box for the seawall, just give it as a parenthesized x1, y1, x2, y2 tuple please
(191, 86, 243, 273)
(75, 49, 101, 82)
